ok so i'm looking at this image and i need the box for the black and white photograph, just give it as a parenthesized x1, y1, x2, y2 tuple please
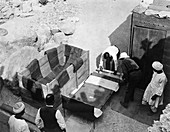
(0, 0, 170, 131)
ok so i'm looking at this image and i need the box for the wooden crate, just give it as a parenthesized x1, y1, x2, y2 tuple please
(18, 44, 90, 100)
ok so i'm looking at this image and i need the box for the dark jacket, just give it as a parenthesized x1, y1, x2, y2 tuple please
(40, 106, 63, 132)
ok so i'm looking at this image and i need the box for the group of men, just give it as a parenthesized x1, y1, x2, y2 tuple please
(8, 94, 66, 132)
(99, 45, 167, 114)
(7, 44, 168, 132)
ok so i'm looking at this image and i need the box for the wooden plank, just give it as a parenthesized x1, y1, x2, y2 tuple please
(20, 68, 30, 77)
(163, 49, 170, 57)
(47, 78, 59, 95)
(163, 55, 170, 66)
(59, 55, 65, 66)
(80, 51, 88, 62)
(77, 66, 88, 79)
(77, 60, 88, 78)
(57, 44, 65, 54)
(133, 12, 170, 30)
(57, 50, 64, 59)
(77, 70, 89, 86)
(163, 64, 170, 74)
(87, 50, 90, 76)
(39, 55, 48, 67)
(40, 61, 52, 77)
(66, 65, 75, 79)
(61, 75, 77, 96)
(81, 50, 87, 55)
(41, 84, 48, 98)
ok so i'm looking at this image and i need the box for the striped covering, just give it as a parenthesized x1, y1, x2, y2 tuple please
(17, 44, 89, 100)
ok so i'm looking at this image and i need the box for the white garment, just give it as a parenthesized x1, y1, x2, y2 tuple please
(8, 115, 30, 132)
(85, 75, 119, 92)
(35, 105, 66, 130)
(99, 45, 119, 71)
(142, 71, 167, 108)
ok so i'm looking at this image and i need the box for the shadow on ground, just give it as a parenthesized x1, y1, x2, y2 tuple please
(109, 84, 164, 126)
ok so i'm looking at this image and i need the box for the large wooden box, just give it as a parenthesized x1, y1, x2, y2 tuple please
(17, 44, 90, 101)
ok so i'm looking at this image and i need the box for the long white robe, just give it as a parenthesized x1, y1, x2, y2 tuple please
(142, 71, 167, 108)
(8, 115, 30, 132)
(99, 45, 119, 71)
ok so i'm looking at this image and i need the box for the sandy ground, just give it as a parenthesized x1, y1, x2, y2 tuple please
(68, 0, 140, 72)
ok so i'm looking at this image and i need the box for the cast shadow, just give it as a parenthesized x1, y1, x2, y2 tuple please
(96, 15, 132, 68)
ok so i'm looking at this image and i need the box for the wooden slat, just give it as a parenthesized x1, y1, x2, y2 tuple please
(39, 55, 48, 67)
(164, 64, 170, 74)
(41, 84, 48, 98)
(40, 61, 52, 77)
(163, 55, 170, 66)
(61, 75, 77, 96)
(18, 44, 90, 101)
(57, 50, 64, 58)
(59, 56, 65, 66)
(20, 68, 30, 77)
(81, 50, 86, 55)
(133, 12, 170, 30)
(57, 44, 65, 54)
(80, 51, 88, 62)
(77, 60, 88, 78)
(66, 65, 75, 79)
(77, 70, 89, 86)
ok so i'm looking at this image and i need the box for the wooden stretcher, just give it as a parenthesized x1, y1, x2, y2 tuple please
(61, 70, 122, 121)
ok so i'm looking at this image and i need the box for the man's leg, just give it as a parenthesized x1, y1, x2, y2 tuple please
(125, 82, 135, 101)
(120, 75, 137, 108)
(129, 70, 142, 101)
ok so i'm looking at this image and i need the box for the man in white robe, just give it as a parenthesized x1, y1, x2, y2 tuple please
(142, 61, 167, 113)
(8, 102, 30, 132)
(99, 45, 120, 74)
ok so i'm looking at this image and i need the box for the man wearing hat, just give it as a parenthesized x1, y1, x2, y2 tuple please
(8, 102, 30, 132)
(35, 94, 66, 132)
(99, 45, 120, 74)
(118, 52, 142, 108)
(142, 61, 167, 114)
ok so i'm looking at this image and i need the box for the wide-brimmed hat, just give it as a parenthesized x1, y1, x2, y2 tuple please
(152, 61, 163, 71)
(119, 52, 129, 59)
(13, 102, 25, 114)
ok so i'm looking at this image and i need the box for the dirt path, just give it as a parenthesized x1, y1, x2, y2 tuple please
(68, 0, 140, 72)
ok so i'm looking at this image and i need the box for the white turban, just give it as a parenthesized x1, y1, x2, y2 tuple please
(119, 52, 129, 59)
(152, 61, 163, 71)
(13, 102, 25, 114)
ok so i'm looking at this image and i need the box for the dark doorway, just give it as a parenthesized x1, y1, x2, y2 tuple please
(130, 26, 166, 89)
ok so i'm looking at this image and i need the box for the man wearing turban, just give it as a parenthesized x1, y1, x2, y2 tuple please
(8, 102, 30, 132)
(142, 61, 167, 114)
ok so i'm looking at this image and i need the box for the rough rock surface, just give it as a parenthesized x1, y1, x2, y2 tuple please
(0, 19, 37, 44)
(42, 39, 60, 51)
(0, 0, 79, 80)
(49, 24, 60, 35)
(11, 0, 23, 7)
(0, 28, 8, 36)
(22, 1, 33, 13)
(35, 23, 52, 49)
(1, 46, 43, 80)
(58, 19, 76, 35)
(53, 31, 67, 45)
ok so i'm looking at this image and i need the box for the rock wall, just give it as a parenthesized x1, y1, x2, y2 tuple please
(0, 0, 80, 81)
